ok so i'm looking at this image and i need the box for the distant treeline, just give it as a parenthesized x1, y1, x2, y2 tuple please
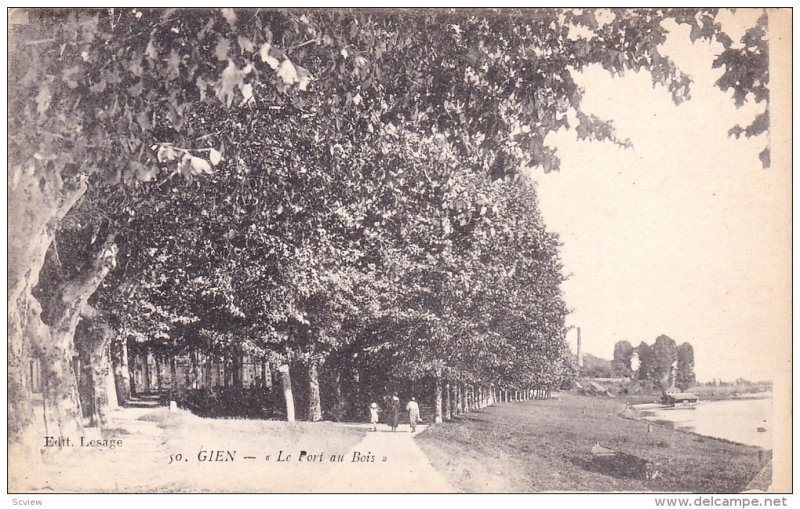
(582, 335, 696, 391)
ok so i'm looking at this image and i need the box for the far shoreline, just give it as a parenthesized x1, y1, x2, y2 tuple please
(624, 407, 772, 451)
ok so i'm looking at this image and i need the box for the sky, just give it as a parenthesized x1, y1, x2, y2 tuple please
(532, 10, 791, 383)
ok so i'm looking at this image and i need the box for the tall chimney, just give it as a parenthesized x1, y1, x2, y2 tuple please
(576, 327, 583, 368)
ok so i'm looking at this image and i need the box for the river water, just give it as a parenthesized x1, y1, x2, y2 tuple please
(639, 394, 773, 449)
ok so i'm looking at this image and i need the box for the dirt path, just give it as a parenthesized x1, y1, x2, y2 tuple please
(22, 400, 453, 493)
(313, 423, 455, 493)
(28, 404, 175, 492)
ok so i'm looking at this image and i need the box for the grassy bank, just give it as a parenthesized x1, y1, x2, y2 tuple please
(415, 393, 766, 493)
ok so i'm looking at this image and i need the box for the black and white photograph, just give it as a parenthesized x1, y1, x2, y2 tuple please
(5, 6, 792, 497)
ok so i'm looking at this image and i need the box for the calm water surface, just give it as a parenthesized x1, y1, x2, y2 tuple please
(640, 394, 772, 449)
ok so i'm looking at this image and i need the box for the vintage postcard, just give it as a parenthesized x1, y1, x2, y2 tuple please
(6, 7, 792, 496)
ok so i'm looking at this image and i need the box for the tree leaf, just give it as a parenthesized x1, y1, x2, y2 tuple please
(128, 57, 143, 77)
(145, 38, 158, 60)
(167, 49, 181, 79)
(35, 85, 51, 115)
(133, 161, 157, 182)
(214, 38, 231, 62)
(215, 60, 242, 108)
(89, 79, 106, 93)
(209, 148, 222, 166)
(239, 83, 254, 106)
(221, 8, 236, 26)
(758, 146, 770, 169)
(127, 82, 143, 98)
(276, 59, 299, 85)
(137, 110, 151, 132)
(259, 43, 280, 69)
(190, 156, 213, 175)
(196, 76, 208, 101)
(237, 35, 254, 53)
(296, 66, 312, 91)
(157, 145, 176, 162)
(179, 153, 193, 178)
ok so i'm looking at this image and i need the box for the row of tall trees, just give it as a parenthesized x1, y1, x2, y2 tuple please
(9, 8, 768, 467)
(612, 336, 696, 390)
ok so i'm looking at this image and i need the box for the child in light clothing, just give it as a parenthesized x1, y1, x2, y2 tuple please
(369, 402, 380, 432)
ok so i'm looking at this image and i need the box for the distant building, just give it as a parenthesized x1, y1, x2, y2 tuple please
(663, 392, 699, 407)
(583, 377, 631, 383)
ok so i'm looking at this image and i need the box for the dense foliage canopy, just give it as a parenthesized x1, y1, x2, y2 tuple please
(9, 8, 770, 427)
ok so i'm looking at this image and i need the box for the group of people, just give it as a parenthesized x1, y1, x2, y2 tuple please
(369, 394, 421, 432)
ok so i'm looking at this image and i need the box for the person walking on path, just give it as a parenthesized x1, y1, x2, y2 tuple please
(369, 402, 380, 432)
(390, 394, 401, 432)
(406, 397, 421, 433)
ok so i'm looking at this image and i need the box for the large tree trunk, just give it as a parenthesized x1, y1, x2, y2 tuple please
(7, 299, 36, 445)
(169, 354, 178, 394)
(128, 339, 138, 396)
(111, 336, 131, 405)
(231, 352, 242, 388)
(8, 176, 86, 489)
(352, 366, 361, 415)
(74, 314, 115, 428)
(332, 368, 347, 420)
(261, 360, 271, 391)
(456, 383, 463, 414)
(40, 345, 83, 438)
(203, 353, 212, 389)
(307, 359, 322, 422)
(434, 375, 443, 424)
(189, 350, 200, 389)
(215, 357, 223, 388)
(278, 364, 296, 422)
(38, 235, 117, 439)
(223, 356, 232, 388)
(141, 350, 151, 394)
(104, 347, 118, 411)
(76, 320, 97, 424)
(154, 355, 163, 393)
(444, 381, 452, 421)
